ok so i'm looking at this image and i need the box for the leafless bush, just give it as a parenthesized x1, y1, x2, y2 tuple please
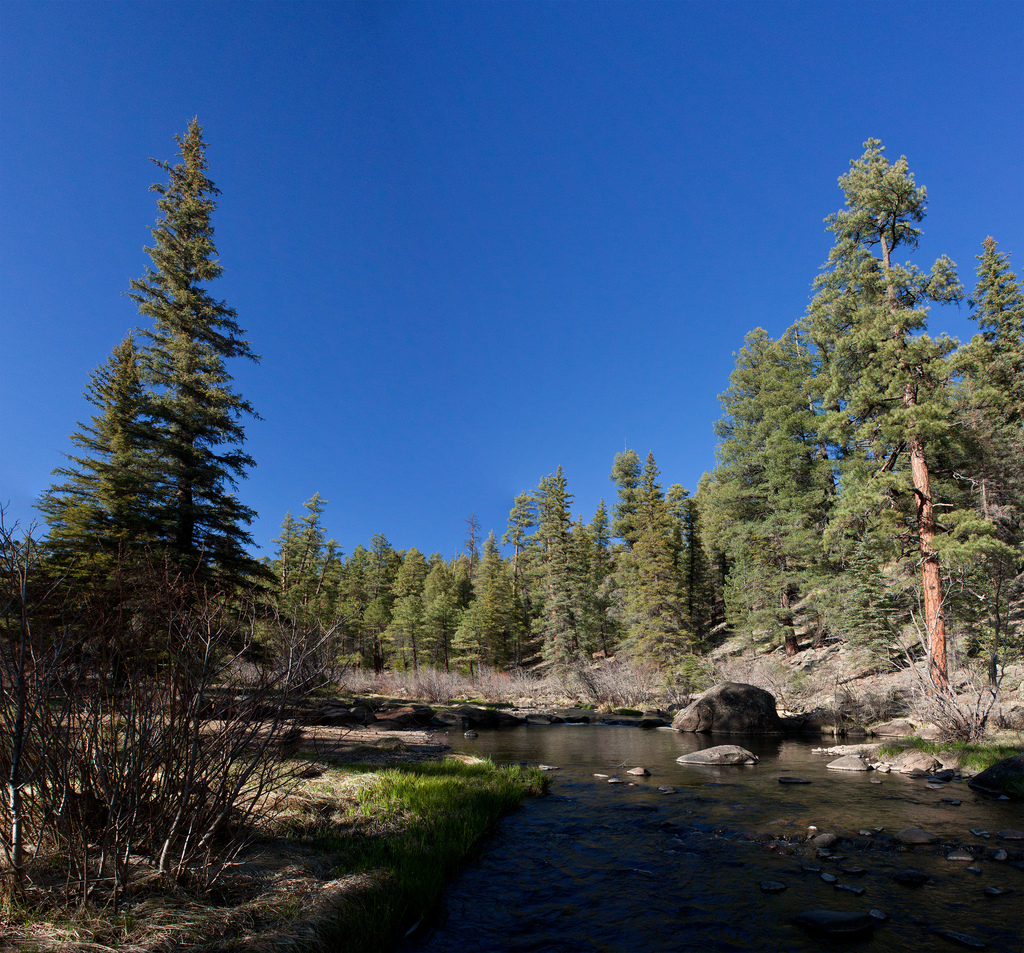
(1, 527, 321, 910)
(560, 659, 667, 709)
(411, 667, 460, 703)
(895, 623, 1002, 741)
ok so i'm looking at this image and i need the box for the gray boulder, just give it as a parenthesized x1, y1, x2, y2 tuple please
(827, 755, 871, 771)
(676, 744, 759, 765)
(671, 682, 783, 734)
(967, 754, 1024, 801)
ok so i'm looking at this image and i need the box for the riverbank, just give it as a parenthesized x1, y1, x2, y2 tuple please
(1, 730, 544, 953)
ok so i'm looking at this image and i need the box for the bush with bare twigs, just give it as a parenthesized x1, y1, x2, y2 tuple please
(0, 520, 325, 911)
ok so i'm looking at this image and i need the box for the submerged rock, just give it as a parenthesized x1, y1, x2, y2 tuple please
(893, 868, 930, 886)
(676, 745, 759, 765)
(671, 682, 783, 734)
(936, 931, 987, 948)
(893, 826, 939, 845)
(791, 910, 874, 937)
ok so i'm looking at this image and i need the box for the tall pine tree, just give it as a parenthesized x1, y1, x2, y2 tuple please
(804, 140, 962, 691)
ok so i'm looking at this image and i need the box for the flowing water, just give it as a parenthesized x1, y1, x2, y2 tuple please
(398, 726, 1022, 953)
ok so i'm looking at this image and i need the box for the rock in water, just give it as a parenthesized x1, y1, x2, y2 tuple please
(778, 776, 811, 784)
(936, 932, 987, 948)
(966, 755, 1024, 801)
(827, 755, 871, 771)
(676, 745, 759, 765)
(893, 868, 930, 886)
(671, 682, 783, 734)
(893, 826, 939, 845)
(791, 911, 874, 937)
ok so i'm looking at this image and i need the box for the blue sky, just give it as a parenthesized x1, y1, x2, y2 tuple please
(2, 1, 1022, 561)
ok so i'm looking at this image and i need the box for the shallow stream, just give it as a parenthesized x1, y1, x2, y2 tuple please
(397, 726, 1022, 953)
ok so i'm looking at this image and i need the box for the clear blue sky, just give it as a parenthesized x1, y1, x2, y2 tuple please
(2, 1, 1022, 561)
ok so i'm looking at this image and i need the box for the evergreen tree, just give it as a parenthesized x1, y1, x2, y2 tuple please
(128, 119, 261, 584)
(502, 491, 538, 662)
(804, 140, 962, 690)
(40, 334, 154, 573)
(533, 467, 578, 666)
(942, 239, 1024, 681)
(422, 559, 462, 670)
(705, 328, 833, 654)
(627, 455, 690, 664)
(610, 449, 643, 548)
(387, 548, 430, 669)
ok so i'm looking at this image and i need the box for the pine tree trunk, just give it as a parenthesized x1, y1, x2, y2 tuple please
(907, 430, 949, 693)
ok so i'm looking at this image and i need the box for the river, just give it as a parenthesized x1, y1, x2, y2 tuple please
(397, 725, 1022, 953)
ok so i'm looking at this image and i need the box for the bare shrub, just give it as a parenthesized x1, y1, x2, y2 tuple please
(1, 528, 321, 910)
(412, 667, 461, 703)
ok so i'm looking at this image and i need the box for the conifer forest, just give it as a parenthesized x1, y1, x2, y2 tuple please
(8, 127, 1023, 694)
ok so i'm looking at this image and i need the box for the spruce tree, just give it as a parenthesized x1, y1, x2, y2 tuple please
(40, 333, 154, 574)
(705, 328, 832, 654)
(128, 119, 261, 584)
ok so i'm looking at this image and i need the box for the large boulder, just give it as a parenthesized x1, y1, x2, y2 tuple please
(676, 744, 759, 765)
(671, 682, 783, 734)
(967, 754, 1024, 801)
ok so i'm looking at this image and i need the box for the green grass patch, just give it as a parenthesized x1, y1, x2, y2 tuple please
(877, 738, 1022, 772)
(309, 759, 546, 952)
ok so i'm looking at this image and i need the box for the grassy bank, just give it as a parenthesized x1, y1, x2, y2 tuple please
(2, 755, 545, 953)
(297, 758, 546, 953)
(877, 737, 1022, 772)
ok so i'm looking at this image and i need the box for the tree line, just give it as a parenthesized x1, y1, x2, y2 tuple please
(22, 131, 1024, 693)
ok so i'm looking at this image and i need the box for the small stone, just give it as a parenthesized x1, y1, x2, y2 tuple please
(983, 886, 1010, 896)
(871, 777, 883, 784)
(834, 884, 865, 895)
(801, 865, 821, 873)
(657, 786, 677, 794)
(893, 868, 930, 886)
(538, 764, 560, 771)
(594, 773, 609, 778)
(947, 849, 974, 861)
(875, 764, 891, 774)
(759, 880, 787, 893)
(811, 832, 837, 848)
(858, 830, 875, 837)
(626, 766, 650, 776)
(607, 777, 624, 784)
(942, 798, 962, 805)
(820, 872, 838, 883)
(894, 826, 940, 845)
(970, 828, 988, 837)
(869, 909, 887, 921)
(966, 866, 981, 874)
(778, 776, 811, 784)
(990, 849, 1008, 861)
(997, 829, 1024, 840)
(840, 866, 866, 875)
(463, 730, 478, 739)
(936, 931, 987, 948)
